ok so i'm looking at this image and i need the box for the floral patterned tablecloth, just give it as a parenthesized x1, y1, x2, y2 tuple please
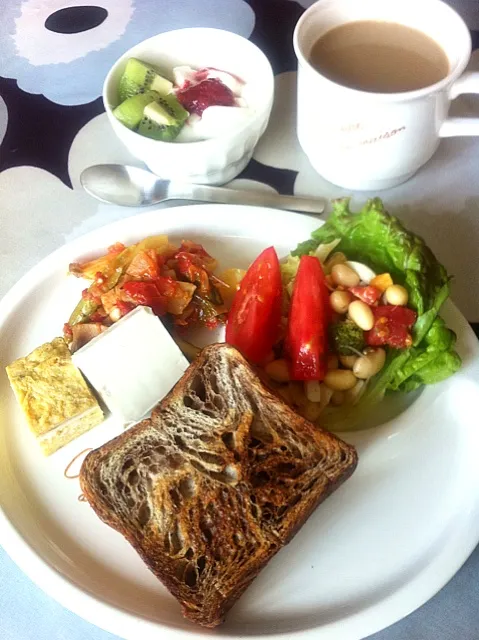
(1, 1, 479, 639)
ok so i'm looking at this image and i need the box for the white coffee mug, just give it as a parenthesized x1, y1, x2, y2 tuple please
(293, 0, 479, 190)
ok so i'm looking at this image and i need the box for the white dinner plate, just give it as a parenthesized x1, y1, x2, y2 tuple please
(1, 204, 479, 640)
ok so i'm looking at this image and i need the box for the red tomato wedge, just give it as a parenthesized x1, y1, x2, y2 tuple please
(372, 305, 416, 326)
(225, 247, 282, 364)
(366, 305, 417, 349)
(349, 285, 381, 305)
(288, 255, 328, 381)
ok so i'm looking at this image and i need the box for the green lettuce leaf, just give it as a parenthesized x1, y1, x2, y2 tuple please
(292, 198, 461, 430)
(389, 318, 461, 392)
(280, 255, 300, 286)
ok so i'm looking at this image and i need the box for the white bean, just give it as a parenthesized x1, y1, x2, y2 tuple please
(319, 383, 333, 406)
(324, 252, 347, 273)
(348, 300, 374, 330)
(344, 380, 366, 404)
(265, 359, 290, 382)
(353, 348, 386, 379)
(324, 369, 357, 391)
(331, 263, 360, 288)
(303, 385, 333, 422)
(304, 380, 323, 403)
(330, 290, 353, 314)
(302, 401, 323, 422)
(289, 382, 309, 407)
(346, 261, 377, 284)
(385, 284, 408, 306)
(339, 354, 358, 369)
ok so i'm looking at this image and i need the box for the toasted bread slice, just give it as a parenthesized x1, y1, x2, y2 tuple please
(80, 343, 357, 627)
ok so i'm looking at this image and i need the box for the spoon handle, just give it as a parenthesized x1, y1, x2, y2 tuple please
(168, 183, 326, 215)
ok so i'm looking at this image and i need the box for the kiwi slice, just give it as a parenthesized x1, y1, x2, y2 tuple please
(137, 94, 189, 142)
(113, 90, 161, 130)
(119, 58, 173, 102)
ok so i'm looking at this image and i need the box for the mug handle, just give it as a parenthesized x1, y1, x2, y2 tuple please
(439, 72, 479, 137)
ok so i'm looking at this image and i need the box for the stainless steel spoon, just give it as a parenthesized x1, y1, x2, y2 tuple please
(80, 164, 326, 215)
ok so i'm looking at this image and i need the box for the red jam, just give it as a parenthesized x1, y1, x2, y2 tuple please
(177, 78, 235, 116)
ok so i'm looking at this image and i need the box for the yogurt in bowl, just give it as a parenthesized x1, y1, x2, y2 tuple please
(103, 28, 274, 185)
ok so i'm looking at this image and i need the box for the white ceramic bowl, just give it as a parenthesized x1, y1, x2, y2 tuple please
(103, 28, 274, 185)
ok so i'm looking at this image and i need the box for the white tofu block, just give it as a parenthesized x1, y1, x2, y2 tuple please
(72, 306, 189, 424)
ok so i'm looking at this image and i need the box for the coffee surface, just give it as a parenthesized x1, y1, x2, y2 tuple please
(309, 20, 449, 93)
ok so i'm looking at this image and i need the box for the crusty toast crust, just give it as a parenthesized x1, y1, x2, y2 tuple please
(80, 343, 357, 627)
